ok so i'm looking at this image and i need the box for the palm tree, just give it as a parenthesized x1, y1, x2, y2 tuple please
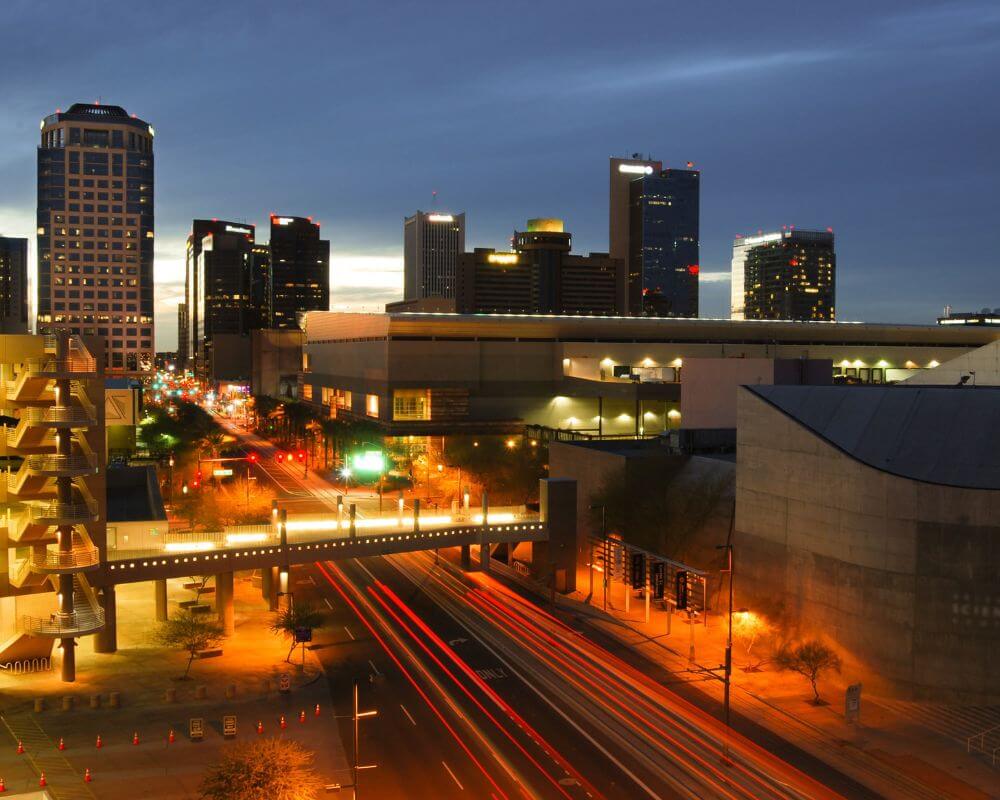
(270, 601, 326, 662)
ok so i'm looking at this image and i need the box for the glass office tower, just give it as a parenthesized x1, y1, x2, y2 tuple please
(741, 229, 836, 321)
(269, 215, 329, 329)
(627, 167, 700, 317)
(0, 236, 29, 333)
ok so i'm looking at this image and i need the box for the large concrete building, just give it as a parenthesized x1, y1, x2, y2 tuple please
(37, 103, 154, 373)
(0, 236, 29, 333)
(735, 384, 1000, 702)
(298, 311, 1000, 437)
(0, 333, 106, 681)
(404, 210, 465, 301)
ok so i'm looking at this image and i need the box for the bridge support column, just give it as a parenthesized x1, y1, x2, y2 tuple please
(262, 567, 279, 611)
(154, 579, 168, 621)
(537, 478, 578, 593)
(216, 572, 235, 636)
(94, 585, 117, 653)
(479, 542, 491, 572)
(460, 544, 472, 571)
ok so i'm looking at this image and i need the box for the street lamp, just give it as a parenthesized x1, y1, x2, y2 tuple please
(716, 541, 735, 748)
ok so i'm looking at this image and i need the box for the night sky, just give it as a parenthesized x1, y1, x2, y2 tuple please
(1, 0, 997, 349)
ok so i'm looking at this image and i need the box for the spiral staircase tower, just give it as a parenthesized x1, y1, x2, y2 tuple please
(5, 332, 102, 681)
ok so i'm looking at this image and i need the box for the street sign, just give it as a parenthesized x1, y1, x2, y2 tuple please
(845, 683, 862, 724)
(279, 672, 291, 693)
(675, 570, 689, 610)
(651, 562, 665, 599)
(294, 626, 313, 643)
(212, 468, 234, 477)
(189, 717, 204, 741)
(223, 715, 237, 738)
(631, 552, 645, 589)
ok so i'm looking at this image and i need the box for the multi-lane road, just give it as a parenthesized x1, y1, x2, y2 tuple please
(214, 412, 878, 799)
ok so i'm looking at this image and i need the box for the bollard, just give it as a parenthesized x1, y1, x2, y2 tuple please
(262, 679, 271, 694)
(225, 684, 236, 699)
(89, 694, 100, 710)
(164, 688, 177, 704)
(108, 691, 121, 709)
(61, 696, 74, 712)
(195, 685, 207, 700)
(32, 699, 43, 714)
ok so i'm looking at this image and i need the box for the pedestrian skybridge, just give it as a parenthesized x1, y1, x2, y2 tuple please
(99, 507, 547, 585)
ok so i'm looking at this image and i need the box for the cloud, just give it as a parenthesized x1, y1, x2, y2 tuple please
(700, 271, 730, 284)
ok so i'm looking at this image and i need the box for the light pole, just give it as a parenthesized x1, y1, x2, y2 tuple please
(716, 542, 734, 736)
(352, 681, 378, 799)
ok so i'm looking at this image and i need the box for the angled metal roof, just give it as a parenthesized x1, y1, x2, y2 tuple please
(746, 385, 1000, 489)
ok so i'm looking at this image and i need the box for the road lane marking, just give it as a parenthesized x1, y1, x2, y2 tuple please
(442, 760, 464, 790)
(368, 659, 382, 676)
(344, 625, 355, 640)
(400, 704, 416, 726)
(323, 598, 334, 610)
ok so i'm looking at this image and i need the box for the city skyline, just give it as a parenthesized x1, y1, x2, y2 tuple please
(1, 0, 998, 350)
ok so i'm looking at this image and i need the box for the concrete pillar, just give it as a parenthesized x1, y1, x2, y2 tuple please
(479, 541, 491, 571)
(94, 585, 117, 653)
(265, 567, 279, 611)
(60, 638, 76, 682)
(216, 572, 234, 635)
(537, 478, 578, 592)
(413, 499, 420, 532)
(154, 579, 168, 621)
(460, 544, 472, 571)
(349, 504, 357, 538)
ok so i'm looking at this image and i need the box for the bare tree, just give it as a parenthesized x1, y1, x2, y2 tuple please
(775, 640, 842, 704)
(155, 611, 225, 680)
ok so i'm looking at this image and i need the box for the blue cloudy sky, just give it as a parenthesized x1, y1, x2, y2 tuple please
(1, 0, 997, 349)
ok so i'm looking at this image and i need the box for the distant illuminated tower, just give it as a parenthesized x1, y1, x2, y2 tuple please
(738, 228, 836, 321)
(0, 236, 29, 332)
(404, 210, 465, 300)
(37, 103, 155, 371)
(269, 215, 330, 329)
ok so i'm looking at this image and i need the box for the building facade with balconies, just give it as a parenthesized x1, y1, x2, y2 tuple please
(0, 332, 106, 681)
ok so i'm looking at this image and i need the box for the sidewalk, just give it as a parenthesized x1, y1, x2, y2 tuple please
(0, 574, 349, 799)
(503, 561, 999, 800)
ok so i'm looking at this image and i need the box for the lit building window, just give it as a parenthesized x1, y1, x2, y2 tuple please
(366, 394, 379, 418)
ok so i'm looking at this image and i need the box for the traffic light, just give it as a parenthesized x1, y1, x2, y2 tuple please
(247, 452, 259, 463)
(296, 450, 306, 462)
(275, 452, 286, 463)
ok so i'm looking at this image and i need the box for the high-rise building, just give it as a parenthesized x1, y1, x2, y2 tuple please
(37, 103, 154, 372)
(609, 156, 662, 270)
(269, 215, 329, 329)
(250, 242, 271, 329)
(176, 302, 188, 365)
(404, 210, 465, 300)
(737, 229, 836, 321)
(0, 236, 29, 332)
(193, 220, 257, 373)
(456, 219, 625, 315)
(628, 167, 700, 317)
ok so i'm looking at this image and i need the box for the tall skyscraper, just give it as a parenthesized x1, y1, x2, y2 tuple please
(184, 219, 217, 371)
(404, 210, 465, 300)
(250, 242, 271, 329)
(737, 228, 836, 321)
(628, 167, 700, 317)
(193, 220, 256, 372)
(609, 156, 661, 274)
(269, 215, 329, 329)
(0, 236, 29, 333)
(37, 103, 154, 372)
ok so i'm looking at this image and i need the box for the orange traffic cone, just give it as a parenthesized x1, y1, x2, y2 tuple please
(0, 775, 6, 792)
(58, 737, 65, 751)
(95, 735, 102, 749)
(15, 741, 23, 755)
(132, 731, 139, 746)
(314, 703, 321, 716)
(280, 714, 287, 730)
(168, 730, 175, 744)
(299, 710, 306, 723)
(39, 772, 46, 788)
(84, 768, 92, 783)
(256, 720, 263, 735)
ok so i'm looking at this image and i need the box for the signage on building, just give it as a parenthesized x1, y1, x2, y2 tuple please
(618, 164, 654, 175)
(225, 224, 252, 235)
